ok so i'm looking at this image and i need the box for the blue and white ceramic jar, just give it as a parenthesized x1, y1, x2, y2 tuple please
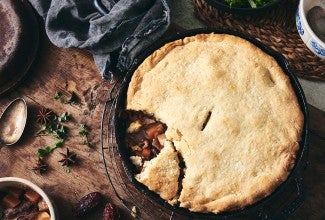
(296, 0, 325, 59)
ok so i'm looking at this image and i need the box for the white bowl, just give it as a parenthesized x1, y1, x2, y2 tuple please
(296, 0, 325, 59)
(0, 177, 56, 220)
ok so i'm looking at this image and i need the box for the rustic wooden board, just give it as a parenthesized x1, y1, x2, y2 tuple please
(0, 31, 126, 219)
(0, 28, 324, 219)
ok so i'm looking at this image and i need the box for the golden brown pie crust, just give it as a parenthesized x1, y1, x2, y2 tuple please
(126, 33, 304, 213)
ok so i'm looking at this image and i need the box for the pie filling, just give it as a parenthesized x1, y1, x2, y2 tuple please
(124, 110, 183, 205)
(125, 110, 167, 171)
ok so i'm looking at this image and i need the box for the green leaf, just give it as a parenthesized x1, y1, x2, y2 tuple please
(37, 146, 53, 157)
(58, 112, 69, 122)
(247, 0, 257, 8)
(37, 139, 64, 157)
(54, 139, 64, 148)
(37, 149, 47, 157)
(35, 126, 47, 136)
(54, 92, 61, 100)
(35, 108, 69, 157)
(53, 125, 68, 139)
(225, 0, 274, 8)
(78, 124, 89, 137)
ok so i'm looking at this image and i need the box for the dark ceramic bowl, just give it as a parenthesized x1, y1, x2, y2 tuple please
(206, 0, 282, 15)
(113, 29, 309, 219)
(0, 0, 39, 96)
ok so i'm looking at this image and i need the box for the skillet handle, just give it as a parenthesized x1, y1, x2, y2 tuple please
(277, 176, 305, 218)
(255, 175, 305, 219)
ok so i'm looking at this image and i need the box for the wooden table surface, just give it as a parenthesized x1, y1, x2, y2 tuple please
(0, 25, 324, 220)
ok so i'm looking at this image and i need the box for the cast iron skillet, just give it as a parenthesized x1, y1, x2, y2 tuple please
(113, 29, 309, 219)
(93, 1, 309, 218)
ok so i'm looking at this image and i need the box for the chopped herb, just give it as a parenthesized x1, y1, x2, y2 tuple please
(35, 123, 53, 136)
(54, 125, 68, 139)
(78, 124, 89, 136)
(37, 146, 54, 157)
(54, 91, 61, 100)
(57, 112, 70, 122)
(54, 139, 64, 147)
(35, 112, 69, 139)
(37, 139, 64, 158)
(79, 124, 94, 148)
(65, 168, 71, 173)
(225, 0, 275, 8)
(35, 109, 69, 157)
(54, 91, 66, 103)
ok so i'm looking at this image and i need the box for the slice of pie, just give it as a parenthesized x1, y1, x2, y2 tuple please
(124, 33, 304, 213)
(135, 140, 180, 205)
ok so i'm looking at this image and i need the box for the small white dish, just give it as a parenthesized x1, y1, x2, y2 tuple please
(0, 177, 56, 220)
(296, 0, 325, 59)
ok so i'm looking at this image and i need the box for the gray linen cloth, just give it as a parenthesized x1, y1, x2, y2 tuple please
(28, 0, 170, 80)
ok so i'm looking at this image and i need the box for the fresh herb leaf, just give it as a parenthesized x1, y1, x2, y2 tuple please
(225, 0, 275, 8)
(225, 0, 247, 7)
(54, 91, 66, 103)
(78, 124, 89, 137)
(35, 110, 69, 157)
(37, 139, 64, 158)
(58, 112, 69, 122)
(54, 139, 64, 147)
(35, 125, 48, 136)
(54, 92, 61, 100)
(35, 116, 68, 140)
(53, 125, 68, 139)
(78, 124, 94, 148)
(37, 146, 54, 157)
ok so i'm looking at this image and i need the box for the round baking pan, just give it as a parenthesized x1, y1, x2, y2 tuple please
(113, 29, 309, 219)
(0, 0, 39, 96)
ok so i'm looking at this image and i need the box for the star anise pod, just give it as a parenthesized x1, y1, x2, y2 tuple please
(37, 107, 54, 124)
(58, 148, 77, 167)
(32, 158, 48, 175)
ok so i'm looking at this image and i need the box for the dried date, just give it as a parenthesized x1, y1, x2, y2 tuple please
(103, 202, 119, 220)
(73, 192, 102, 216)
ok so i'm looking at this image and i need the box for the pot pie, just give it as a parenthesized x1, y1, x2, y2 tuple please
(124, 33, 304, 214)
